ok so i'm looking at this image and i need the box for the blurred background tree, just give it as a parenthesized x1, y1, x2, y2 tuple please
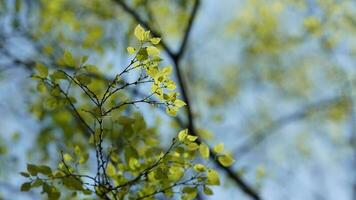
(0, 0, 355, 199)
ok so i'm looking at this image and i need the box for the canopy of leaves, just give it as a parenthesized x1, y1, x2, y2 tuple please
(0, 0, 355, 200)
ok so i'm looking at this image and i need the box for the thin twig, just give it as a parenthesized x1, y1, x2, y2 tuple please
(112, 0, 261, 199)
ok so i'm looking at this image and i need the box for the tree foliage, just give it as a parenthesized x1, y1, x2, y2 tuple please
(19, 25, 234, 200)
(0, 0, 355, 200)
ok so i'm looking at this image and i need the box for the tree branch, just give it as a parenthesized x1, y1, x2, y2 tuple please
(112, 1, 261, 199)
(176, 0, 200, 60)
(113, 0, 175, 58)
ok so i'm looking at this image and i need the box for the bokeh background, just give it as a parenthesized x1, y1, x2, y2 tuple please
(0, 0, 355, 199)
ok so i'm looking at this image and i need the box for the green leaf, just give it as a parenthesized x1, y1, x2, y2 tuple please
(218, 154, 235, 167)
(187, 135, 198, 142)
(144, 30, 151, 40)
(84, 64, 99, 73)
(36, 82, 46, 92)
(76, 74, 91, 85)
(174, 99, 186, 107)
(79, 153, 89, 164)
(27, 164, 38, 176)
(166, 81, 176, 90)
(166, 106, 178, 116)
(213, 143, 224, 154)
(134, 24, 145, 41)
(37, 165, 52, 175)
(150, 37, 161, 45)
(137, 48, 148, 61)
(168, 166, 184, 181)
(31, 179, 43, 188)
(50, 71, 67, 81)
(63, 50, 76, 67)
(74, 145, 88, 164)
(187, 142, 199, 151)
(74, 145, 81, 156)
(207, 169, 220, 185)
(20, 182, 32, 192)
(53, 171, 65, 178)
(193, 164, 206, 172)
(48, 191, 61, 200)
(199, 143, 210, 159)
(182, 187, 197, 194)
(62, 177, 83, 190)
(178, 129, 188, 141)
(83, 189, 92, 195)
(43, 183, 51, 193)
(124, 146, 139, 165)
(20, 172, 30, 177)
(203, 186, 214, 195)
(44, 184, 61, 200)
(154, 167, 167, 180)
(80, 55, 88, 64)
(63, 153, 72, 162)
(106, 162, 116, 177)
(182, 187, 197, 200)
(117, 116, 135, 126)
(147, 46, 160, 56)
(127, 46, 135, 54)
(162, 66, 172, 74)
(128, 157, 139, 170)
(35, 63, 48, 78)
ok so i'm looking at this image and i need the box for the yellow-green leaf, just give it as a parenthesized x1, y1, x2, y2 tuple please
(187, 135, 198, 142)
(168, 166, 184, 181)
(134, 24, 145, 41)
(127, 46, 135, 54)
(74, 145, 81, 156)
(218, 154, 235, 167)
(147, 46, 160, 56)
(166, 107, 178, 116)
(20, 182, 32, 192)
(193, 164, 206, 172)
(63, 153, 72, 162)
(213, 143, 224, 154)
(178, 129, 188, 141)
(162, 66, 172, 75)
(187, 142, 199, 151)
(27, 164, 38, 176)
(150, 37, 161, 45)
(35, 63, 48, 78)
(199, 143, 210, 159)
(106, 162, 116, 177)
(144, 31, 151, 40)
(78, 154, 89, 164)
(207, 169, 220, 185)
(63, 50, 76, 67)
(174, 99, 186, 107)
(203, 186, 213, 195)
(166, 80, 176, 90)
(129, 158, 139, 170)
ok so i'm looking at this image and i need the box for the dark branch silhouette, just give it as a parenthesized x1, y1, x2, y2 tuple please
(112, 1, 261, 199)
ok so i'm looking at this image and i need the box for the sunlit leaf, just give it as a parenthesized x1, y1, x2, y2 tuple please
(207, 169, 220, 185)
(218, 154, 235, 167)
(199, 143, 210, 159)
(213, 143, 224, 154)
(150, 37, 161, 44)
(134, 24, 145, 41)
